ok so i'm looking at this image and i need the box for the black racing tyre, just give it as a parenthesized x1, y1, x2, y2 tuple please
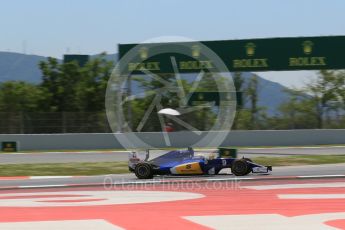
(243, 157, 252, 162)
(243, 158, 252, 174)
(231, 159, 249, 176)
(134, 163, 154, 179)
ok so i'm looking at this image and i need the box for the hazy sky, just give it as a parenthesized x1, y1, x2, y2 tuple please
(1, 0, 344, 87)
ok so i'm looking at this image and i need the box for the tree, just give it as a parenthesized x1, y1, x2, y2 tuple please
(0, 81, 45, 133)
(39, 54, 114, 112)
(277, 89, 318, 129)
(303, 70, 342, 128)
(0, 81, 44, 112)
(74, 53, 114, 112)
(127, 72, 221, 132)
(39, 57, 81, 112)
(232, 72, 244, 130)
(246, 75, 259, 129)
(277, 70, 345, 129)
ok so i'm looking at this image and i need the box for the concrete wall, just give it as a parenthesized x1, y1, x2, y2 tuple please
(0, 129, 344, 151)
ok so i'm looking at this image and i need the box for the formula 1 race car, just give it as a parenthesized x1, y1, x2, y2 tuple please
(128, 148, 272, 179)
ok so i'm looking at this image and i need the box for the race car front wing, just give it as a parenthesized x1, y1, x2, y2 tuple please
(252, 165, 272, 173)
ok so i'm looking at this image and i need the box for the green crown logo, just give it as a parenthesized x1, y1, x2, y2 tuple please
(139, 47, 148, 60)
(302, 41, 314, 55)
(191, 45, 201, 58)
(245, 43, 256, 56)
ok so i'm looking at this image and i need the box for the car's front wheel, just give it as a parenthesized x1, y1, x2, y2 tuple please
(134, 163, 154, 179)
(243, 158, 253, 174)
(231, 159, 250, 176)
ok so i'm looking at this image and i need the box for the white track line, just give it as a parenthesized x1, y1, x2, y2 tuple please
(0, 191, 204, 207)
(298, 175, 345, 178)
(243, 182, 345, 190)
(279, 194, 345, 199)
(205, 178, 254, 181)
(242, 146, 345, 150)
(29, 176, 76, 180)
(0, 220, 124, 230)
(9, 150, 131, 155)
(19, 185, 69, 188)
(184, 212, 345, 230)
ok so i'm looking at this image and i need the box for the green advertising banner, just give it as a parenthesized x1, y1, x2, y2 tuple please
(118, 36, 345, 73)
(1, 141, 18, 152)
(63, 54, 89, 67)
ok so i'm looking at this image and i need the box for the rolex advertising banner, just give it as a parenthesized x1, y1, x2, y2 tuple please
(118, 36, 345, 73)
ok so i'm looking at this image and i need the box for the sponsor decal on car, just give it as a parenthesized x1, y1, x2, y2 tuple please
(173, 162, 203, 174)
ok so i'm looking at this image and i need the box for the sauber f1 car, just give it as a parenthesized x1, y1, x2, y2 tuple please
(129, 148, 272, 179)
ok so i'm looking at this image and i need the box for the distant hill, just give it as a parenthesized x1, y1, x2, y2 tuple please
(0, 51, 289, 115)
(93, 53, 118, 62)
(240, 72, 289, 116)
(0, 52, 47, 83)
(0, 52, 118, 83)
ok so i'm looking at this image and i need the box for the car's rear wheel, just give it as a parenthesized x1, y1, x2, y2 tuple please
(231, 159, 249, 176)
(135, 163, 154, 179)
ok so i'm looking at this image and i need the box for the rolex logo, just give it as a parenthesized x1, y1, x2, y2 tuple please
(245, 43, 256, 56)
(302, 41, 313, 55)
(139, 47, 148, 60)
(198, 93, 204, 100)
(191, 45, 201, 58)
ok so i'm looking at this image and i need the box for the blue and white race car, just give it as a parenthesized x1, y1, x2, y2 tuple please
(129, 148, 272, 179)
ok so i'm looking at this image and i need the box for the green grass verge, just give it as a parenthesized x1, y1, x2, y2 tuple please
(253, 155, 345, 166)
(1, 155, 345, 176)
(0, 162, 129, 176)
(0, 149, 127, 154)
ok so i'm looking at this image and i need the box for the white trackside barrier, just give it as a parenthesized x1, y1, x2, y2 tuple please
(0, 129, 344, 151)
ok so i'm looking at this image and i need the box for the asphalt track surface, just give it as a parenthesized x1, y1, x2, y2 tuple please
(0, 146, 344, 188)
(1, 146, 345, 164)
(0, 163, 344, 188)
(1, 177, 345, 229)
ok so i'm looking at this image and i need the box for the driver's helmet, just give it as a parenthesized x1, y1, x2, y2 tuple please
(207, 153, 216, 160)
